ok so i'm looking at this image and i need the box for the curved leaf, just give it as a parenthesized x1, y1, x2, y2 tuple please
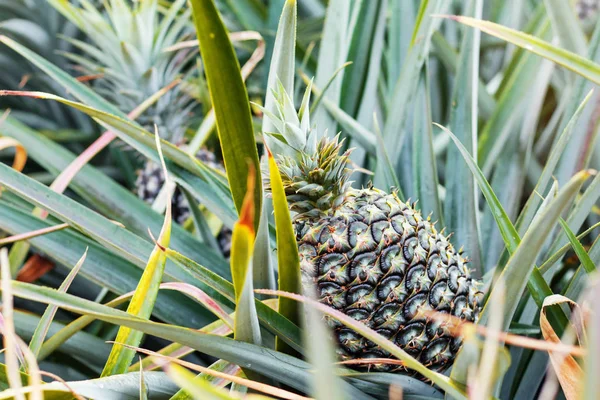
(444, 15, 600, 84)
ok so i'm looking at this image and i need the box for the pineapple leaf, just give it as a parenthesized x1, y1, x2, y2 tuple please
(481, 170, 592, 329)
(0, 35, 238, 227)
(28, 249, 86, 358)
(165, 363, 240, 400)
(313, 0, 350, 133)
(444, 0, 483, 275)
(443, 14, 600, 84)
(412, 66, 442, 225)
(190, 0, 262, 232)
(263, 0, 297, 142)
(476, 3, 549, 169)
(378, 0, 447, 186)
(101, 133, 173, 377)
(559, 219, 597, 274)
(515, 89, 593, 236)
(267, 148, 302, 353)
(583, 278, 600, 400)
(544, 0, 587, 55)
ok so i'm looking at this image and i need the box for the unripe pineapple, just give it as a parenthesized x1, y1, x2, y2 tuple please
(264, 85, 483, 373)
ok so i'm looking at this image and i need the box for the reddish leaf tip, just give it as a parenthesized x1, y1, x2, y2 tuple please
(239, 163, 256, 233)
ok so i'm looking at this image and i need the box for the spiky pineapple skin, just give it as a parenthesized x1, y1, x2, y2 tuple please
(296, 187, 482, 372)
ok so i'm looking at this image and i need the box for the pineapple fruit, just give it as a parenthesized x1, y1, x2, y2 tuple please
(264, 85, 483, 372)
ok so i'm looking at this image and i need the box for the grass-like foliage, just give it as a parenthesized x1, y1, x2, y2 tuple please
(0, 1, 598, 399)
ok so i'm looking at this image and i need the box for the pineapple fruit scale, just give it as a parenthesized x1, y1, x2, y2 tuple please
(264, 83, 483, 373)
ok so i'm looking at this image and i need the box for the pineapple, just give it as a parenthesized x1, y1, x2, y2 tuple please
(264, 85, 483, 373)
(51, 0, 231, 255)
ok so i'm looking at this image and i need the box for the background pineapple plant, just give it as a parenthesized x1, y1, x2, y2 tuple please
(0, 0, 598, 399)
(51, 0, 234, 256)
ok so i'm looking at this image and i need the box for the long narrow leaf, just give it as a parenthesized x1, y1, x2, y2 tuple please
(102, 135, 173, 377)
(28, 249, 87, 358)
(267, 148, 301, 353)
(190, 0, 262, 230)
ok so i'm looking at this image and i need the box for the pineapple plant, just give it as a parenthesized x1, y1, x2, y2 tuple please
(263, 84, 483, 372)
(50, 0, 232, 255)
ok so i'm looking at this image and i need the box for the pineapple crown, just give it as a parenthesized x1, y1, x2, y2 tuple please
(262, 82, 354, 218)
(51, 0, 196, 142)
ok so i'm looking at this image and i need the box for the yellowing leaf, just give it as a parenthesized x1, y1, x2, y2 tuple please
(101, 134, 173, 377)
(230, 168, 261, 346)
(540, 295, 585, 400)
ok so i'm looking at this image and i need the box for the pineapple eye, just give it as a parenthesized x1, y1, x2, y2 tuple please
(397, 321, 426, 347)
(380, 244, 405, 274)
(402, 236, 419, 262)
(349, 252, 380, 284)
(429, 280, 449, 308)
(372, 303, 404, 330)
(402, 292, 428, 320)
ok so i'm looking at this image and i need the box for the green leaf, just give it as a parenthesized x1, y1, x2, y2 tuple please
(444, 0, 482, 274)
(190, 0, 262, 230)
(102, 137, 173, 377)
(312, 0, 348, 133)
(515, 89, 593, 236)
(376, 0, 447, 187)
(304, 302, 344, 400)
(430, 32, 496, 119)
(166, 364, 237, 400)
(0, 371, 179, 400)
(444, 15, 600, 84)
(14, 310, 109, 368)
(139, 363, 148, 400)
(0, 199, 205, 329)
(476, 5, 550, 173)
(263, 0, 297, 152)
(559, 219, 597, 274)
(583, 278, 600, 400)
(267, 149, 301, 354)
(553, 20, 600, 186)
(544, 0, 587, 55)
(340, 1, 383, 117)
(412, 65, 442, 224)
(28, 249, 86, 358)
